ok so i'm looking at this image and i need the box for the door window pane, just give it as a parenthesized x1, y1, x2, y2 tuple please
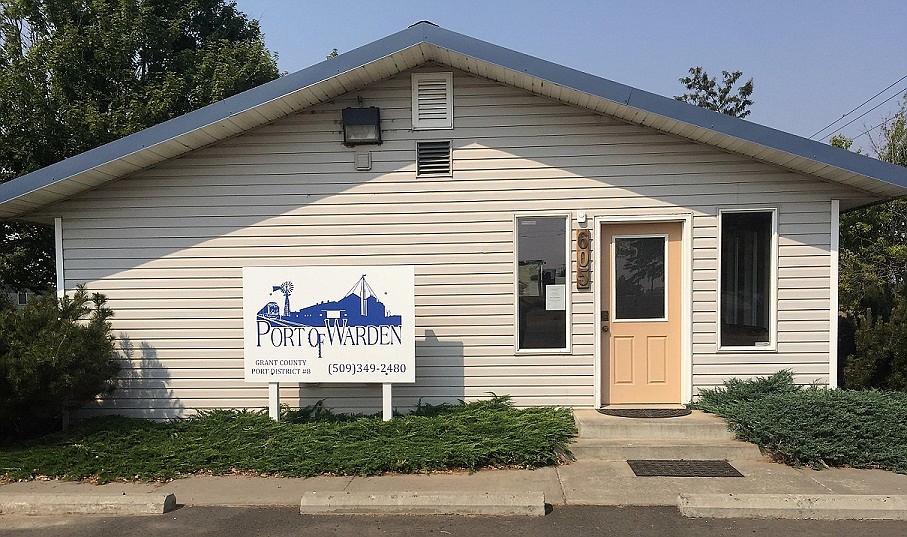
(614, 237, 666, 320)
(517, 217, 567, 350)
(721, 211, 772, 347)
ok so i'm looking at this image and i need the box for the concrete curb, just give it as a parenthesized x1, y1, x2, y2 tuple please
(299, 491, 546, 516)
(0, 493, 177, 515)
(678, 493, 907, 520)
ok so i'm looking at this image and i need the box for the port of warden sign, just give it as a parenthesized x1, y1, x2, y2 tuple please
(243, 266, 416, 384)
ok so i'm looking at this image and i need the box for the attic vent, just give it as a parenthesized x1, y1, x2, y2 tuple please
(412, 72, 453, 129)
(417, 141, 452, 176)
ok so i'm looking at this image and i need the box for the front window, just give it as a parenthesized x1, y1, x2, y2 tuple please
(516, 216, 568, 350)
(720, 210, 775, 348)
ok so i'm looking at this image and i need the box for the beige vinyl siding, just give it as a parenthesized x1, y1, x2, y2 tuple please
(37, 66, 862, 417)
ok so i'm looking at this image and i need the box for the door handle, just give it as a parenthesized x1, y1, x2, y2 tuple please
(602, 323, 609, 333)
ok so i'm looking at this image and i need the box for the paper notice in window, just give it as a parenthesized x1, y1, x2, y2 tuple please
(545, 284, 566, 311)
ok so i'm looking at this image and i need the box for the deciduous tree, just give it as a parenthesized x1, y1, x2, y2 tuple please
(675, 66, 755, 119)
(0, 0, 280, 290)
(834, 97, 907, 389)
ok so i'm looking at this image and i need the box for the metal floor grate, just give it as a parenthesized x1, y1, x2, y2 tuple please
(627, 459, 744, 477)
(598, 408, 691, 418)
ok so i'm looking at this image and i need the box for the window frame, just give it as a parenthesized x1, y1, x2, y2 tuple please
(513, 213, 572, 354)
(717, 207, 779, 353)
(17, 291, 27, 306)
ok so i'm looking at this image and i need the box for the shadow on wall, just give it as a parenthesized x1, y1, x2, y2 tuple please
(294, 329, 465, 415)
(82, 334, 184, 419)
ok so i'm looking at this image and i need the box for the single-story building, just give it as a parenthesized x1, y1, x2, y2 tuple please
(2, 285, 35, 309)
(0, 22, 905, 418)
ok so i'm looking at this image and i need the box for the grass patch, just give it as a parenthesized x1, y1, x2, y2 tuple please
(0, 396, 576, 483)
(694, 371, 907, 473)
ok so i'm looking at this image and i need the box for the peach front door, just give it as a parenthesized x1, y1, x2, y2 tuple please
(601, 222, 682, 405)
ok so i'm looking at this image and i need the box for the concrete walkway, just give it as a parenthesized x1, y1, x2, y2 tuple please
(4, 409, 907, 518)
(3, 458, 907, 510)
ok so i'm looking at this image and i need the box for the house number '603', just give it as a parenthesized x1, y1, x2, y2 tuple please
(577, 229, 591, 289)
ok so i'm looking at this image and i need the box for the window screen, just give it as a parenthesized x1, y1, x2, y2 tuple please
(517, 216, 568, 350)
(720, 211, 773, 347)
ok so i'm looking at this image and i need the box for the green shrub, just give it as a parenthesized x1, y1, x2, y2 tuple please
(0, 397, 577, 483)
(695, 371, 907, 473)
(842, 291, 907, 390)
(0, 287, 119, 440)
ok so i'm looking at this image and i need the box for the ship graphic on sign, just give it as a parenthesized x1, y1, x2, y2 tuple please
(256, 274, 402, 328)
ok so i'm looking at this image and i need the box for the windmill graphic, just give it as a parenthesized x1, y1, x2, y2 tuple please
(272, 281, 294, 317)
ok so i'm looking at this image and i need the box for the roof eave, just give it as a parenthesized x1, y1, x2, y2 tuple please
(1, 21, 904, 219)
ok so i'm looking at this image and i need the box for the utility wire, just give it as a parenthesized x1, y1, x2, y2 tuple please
(852, 119, 887, 141)
(818, 87, 905, 141)
(809, 73, 907, 139)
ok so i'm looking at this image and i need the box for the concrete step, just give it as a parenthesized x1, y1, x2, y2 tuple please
(573, 409, 737, 441)
(569, 438, 763, 461)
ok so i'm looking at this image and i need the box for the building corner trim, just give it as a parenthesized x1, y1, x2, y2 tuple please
(54, 217, 64, 298)
(829, 200, 840, 388)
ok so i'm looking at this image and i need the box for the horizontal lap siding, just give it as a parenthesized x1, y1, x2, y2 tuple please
(43, 66, 854, 416)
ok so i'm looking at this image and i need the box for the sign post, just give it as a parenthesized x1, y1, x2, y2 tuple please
(382, 383, 393, 421)
(269, 382, 280, 421)
(243, 266, 416, 421)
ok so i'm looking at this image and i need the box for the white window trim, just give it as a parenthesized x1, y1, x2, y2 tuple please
(513, 213, 572, 354)
(411, 72, 453, 130)
(610, 233, 669, 323)
(716, 207, 779, 353)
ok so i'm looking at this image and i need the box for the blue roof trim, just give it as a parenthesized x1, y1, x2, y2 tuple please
(418, 24, 907, 189)
(0, 24, 429, 204)
(1, 21, 905, 209)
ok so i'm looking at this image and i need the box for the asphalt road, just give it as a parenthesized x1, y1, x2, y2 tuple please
(2, 506, 907, 536)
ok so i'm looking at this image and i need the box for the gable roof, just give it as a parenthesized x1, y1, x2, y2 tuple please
(1, 21, 905, 218)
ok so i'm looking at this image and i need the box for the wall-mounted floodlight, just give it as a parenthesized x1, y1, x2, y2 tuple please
(341, 106, 382, 146)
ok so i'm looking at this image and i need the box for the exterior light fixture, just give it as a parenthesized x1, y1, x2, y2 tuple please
(341, 106, 382, 146)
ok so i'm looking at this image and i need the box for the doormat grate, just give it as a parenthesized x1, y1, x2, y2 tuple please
(627, 459, 744, 477)
(598, 408, 691, 418)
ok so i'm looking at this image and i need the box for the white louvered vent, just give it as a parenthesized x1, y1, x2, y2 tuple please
(416, 141, 452, 176)
(412, 72, 453, 129)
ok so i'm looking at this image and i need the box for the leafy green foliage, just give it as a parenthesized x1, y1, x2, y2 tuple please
(675, 67, 755, 118)
(834, 98, 907, 389)
(0, 0, 280, 291)
(695, 372, 907, 472)
(0, 397, 577, 483)
(0, 287, 119, 440)
(0, 223, 54, 291)
(844, 292, 907, 390)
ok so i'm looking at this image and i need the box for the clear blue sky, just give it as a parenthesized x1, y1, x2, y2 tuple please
(234, 0, 907, 153)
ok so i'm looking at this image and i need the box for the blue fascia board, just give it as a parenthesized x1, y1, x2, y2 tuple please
(1, 21, 905, 210)
(0, 24, 430, 205)
(419, 24, 907, 190)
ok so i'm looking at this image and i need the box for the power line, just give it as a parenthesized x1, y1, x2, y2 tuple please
(852, 119, 887, 141)
(809, 73, 907, 139)
(818, 86, 905, 142)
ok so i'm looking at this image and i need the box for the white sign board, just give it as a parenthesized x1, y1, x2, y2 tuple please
(243, 266, 415, 383)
